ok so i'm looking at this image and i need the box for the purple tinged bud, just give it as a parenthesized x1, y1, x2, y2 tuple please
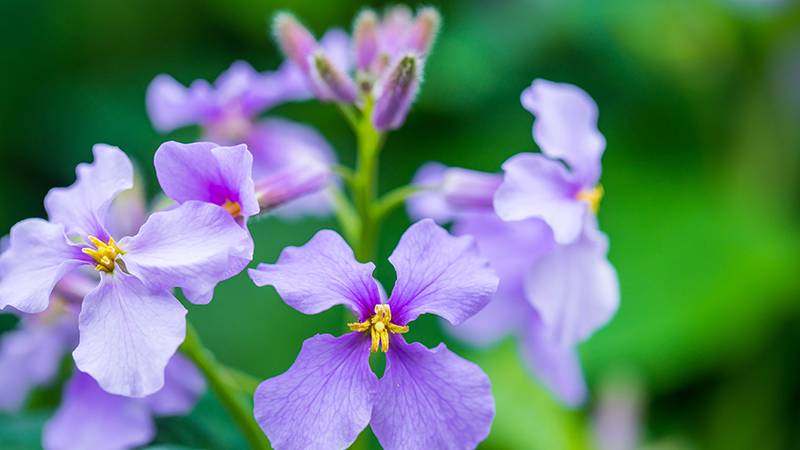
(254, 160, 331, 212)
(354, 9, 380, 71)
(310, 51, 359, 103)
(371, 53, 421, 131)
(442, 168, 504, 209)
(273, 13, 317, 74)
(406, 7, 441, 57)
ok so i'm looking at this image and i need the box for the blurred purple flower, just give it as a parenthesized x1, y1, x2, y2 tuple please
(0, 144, 252, 397)
(405, 79, 619, 406)
(42, 355, 205, 450)
(273, 6, 440, 130)
(146, 60, 311, 142)
(248, 219, 498, 450)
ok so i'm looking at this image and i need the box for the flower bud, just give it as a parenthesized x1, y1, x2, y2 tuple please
(353, 9, 380, 71)
(406, 7, 441, 57)
(441, 168, 503, 209)
(273, 12, 317, 74)
(371, 53, 421, 131)
(254, 160, 331, 212)
(310, 51, 358, 103)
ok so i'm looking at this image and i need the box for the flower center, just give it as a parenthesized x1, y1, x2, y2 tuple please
(576, 184, 604, 214)
(222, 199, 242, 218)
(82, 236, 123, 273)
(348, 304, 409, 353)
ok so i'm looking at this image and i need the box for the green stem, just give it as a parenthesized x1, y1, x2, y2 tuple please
(353, 113, 384, 262)
(374, 185, 422, 224)
(181, 321, 271, 450)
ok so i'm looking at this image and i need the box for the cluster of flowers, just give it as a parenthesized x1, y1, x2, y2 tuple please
(0, 4, 619, 450)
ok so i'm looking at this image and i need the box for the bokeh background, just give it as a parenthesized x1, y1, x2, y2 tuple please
(2, 0, 800, 449)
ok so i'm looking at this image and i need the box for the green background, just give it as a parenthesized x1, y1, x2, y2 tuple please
(2, 0, 800, 449)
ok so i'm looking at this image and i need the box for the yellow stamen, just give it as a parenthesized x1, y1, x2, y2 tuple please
(82, 236, 123, 273)
(222, 199, 242, 218)
(576, 184, 604, 214)
(348, 304, 409, 353)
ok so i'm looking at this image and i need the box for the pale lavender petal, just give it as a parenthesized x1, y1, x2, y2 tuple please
(269, 188, 335, 220)
(406, 162, 457, 224)
(521, 79, 606, 186)
(0, 219, 88, 313)
(154, 141, 259, 218)
(354, 9, 380, 70)
(73, 271, 187, 397)
(523, 216, 620, 347)
(494, 152, 586, 245)
(387, 219, 498, 326)
(119, 201, 253, 305)
(213, 60, 311, 118)
(372, 336, 494, 450)
(248, 229, 379, 320)
(42, 370, 154, 450)
(445, 215, 554, 346)
(146, 74, 215, 133)
(520, 316, 588, 407)
(104, 177, 147, 240)
(371, 53, 421, 131)
(247, 118, 337, 181)
(254, 333, 377, 450)
(0, 317, 77, 412)
(44, 144, 134, 241)
(404, 7, 441, 57)
(319, 28, 353, 74)
(442, 168, 503, 209)
(144, 353, 205, 417)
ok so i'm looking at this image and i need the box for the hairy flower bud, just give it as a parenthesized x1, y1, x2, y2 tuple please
(310, 51, 358, 103)
(371, 53, 421, 130)
(405, 7, 441, 57)
(254, 160, 331, 212)
(353, 9, 380, 71)
(273, 12, 317, 74)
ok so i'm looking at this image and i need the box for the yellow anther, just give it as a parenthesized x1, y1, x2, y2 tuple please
(348, 304, 409, 353)
(222, 199, 242, 218)
(82, 236, 123, 273)
(577, 184, 604, 214)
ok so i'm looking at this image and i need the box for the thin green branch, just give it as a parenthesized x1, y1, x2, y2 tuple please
(331, 187, 361, 246)
(336, 103, 360, 131)
(375, 185, 422, 223)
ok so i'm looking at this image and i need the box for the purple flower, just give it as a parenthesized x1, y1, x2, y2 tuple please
(273, 7, 440, 130)
(404, 79, 619, 406)
(494, 79, 607, 244)
(0, 144, 252, 397)
(248, 219, 498, 450)
(42, 354, 205, 450)
(146, 60, 311, 143)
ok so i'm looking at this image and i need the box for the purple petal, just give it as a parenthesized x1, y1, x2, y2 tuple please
(354, 9, 380, 70)
(494, 152, 586, 245)
(445, 215, 554, 346)
(42, 370, 154, 450)
(319, 27, 353, 74)
(521, 79, 606, 186)
(523, 216, 620, 347)
(119, 201, 253, 305)
(146, 74, 216, 133)
(0, 316, 77, 412)
(387, 219, 498, 326)
(269, 188, 335, 220)
(0, 219, 88, 313)
(144, 353, 206, 417)
(406, 162, 458, 224)
(520, 315, 588, 407)
(404, 7, 441, 57)
(104, 176, 148, 240)
(371, 53, 421, 131)
(154, 141, 259, 218)
(254, 333, 377, 450)
(371, 336, 494, 450)
(44, 144, 134, 242)
(309, 50, 358, 103)
(247, 118, 337, 181)
(212, 60, 312, 118)
(248, 229, 379, 320)
(254, 159, 331, 212)
(380, 6, 413, 60)
(73, 272, 187, 397)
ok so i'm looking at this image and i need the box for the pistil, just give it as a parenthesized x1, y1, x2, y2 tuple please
(577, 184, 604, 213)
(82, 236, 123, 273)
(348, 304, 408, 352)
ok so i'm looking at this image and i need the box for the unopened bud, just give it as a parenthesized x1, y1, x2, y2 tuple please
(442, 168, 503, 209)
(371, 54, 421, 131)
(273, 12, 317, 74)
(354, 9, 380, 71)
(310, 51, 358, 103)
(405, 7, 441, 57)
(254, 160, 331, 212)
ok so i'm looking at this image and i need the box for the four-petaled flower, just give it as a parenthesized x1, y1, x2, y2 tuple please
(0, 144, 253, 397)
(248, 219, 498, 450)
